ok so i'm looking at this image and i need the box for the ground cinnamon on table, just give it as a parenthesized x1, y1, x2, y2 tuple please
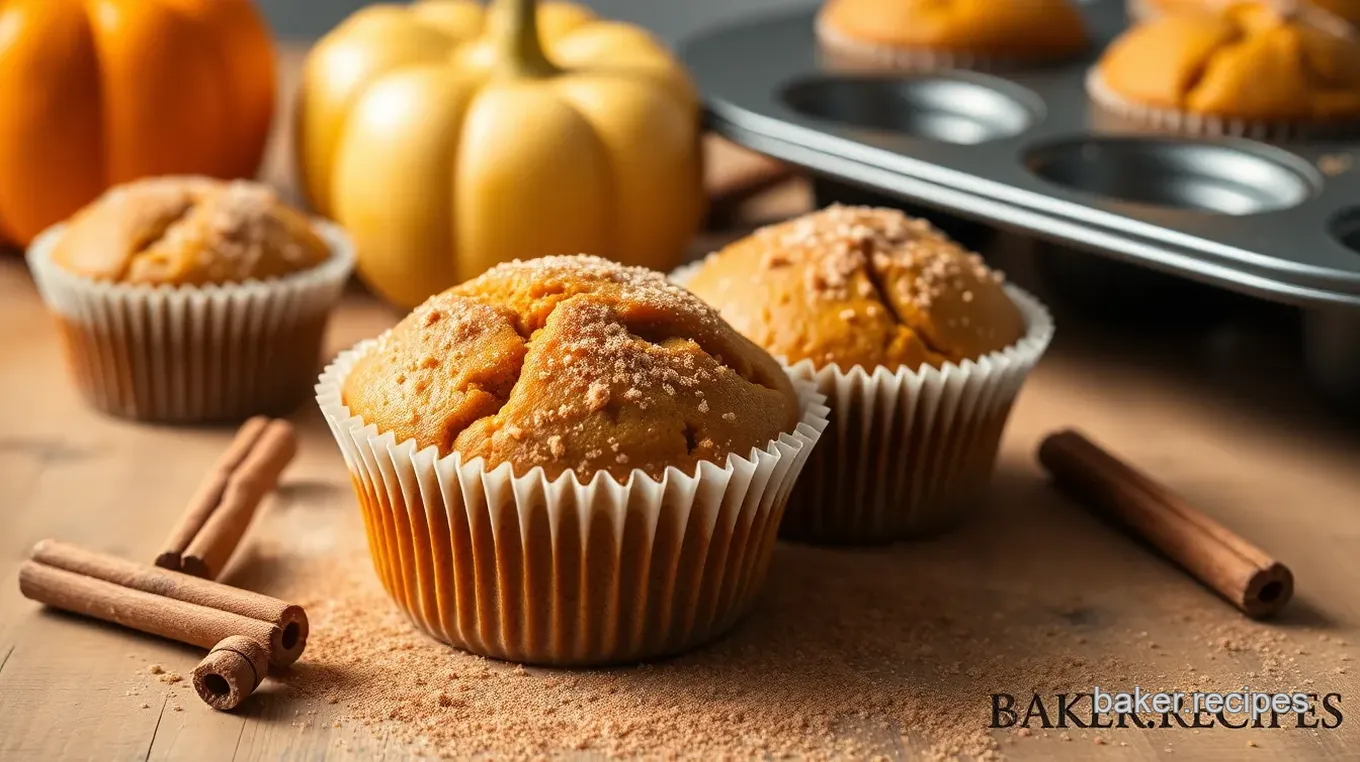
(226, 497, 1357, 760)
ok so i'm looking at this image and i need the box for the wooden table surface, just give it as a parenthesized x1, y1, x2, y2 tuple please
(2, 47, 1359, 761)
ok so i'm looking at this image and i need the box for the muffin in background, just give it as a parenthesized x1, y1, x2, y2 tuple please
(1092, 1, 1360, 138)
(816, 0, 1089, 70)
(1129, 0, 1360, 26)
(27, 177, 355, 422)
(53, 177, 329, 286)
(686, 209, 1026, 372)
(319, 255, 828, 666)
(683, 206, 1053, 543)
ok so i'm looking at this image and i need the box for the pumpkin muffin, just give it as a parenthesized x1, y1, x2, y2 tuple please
(816, 0, 1090, 70)
(26, 176, 355, 422)
(319, 255, 827, 665)
(53, 177, 330, 285)
(1092, 1, 1360, 137)
(684, 206, 1053, 543)
(1129, 0, 1360, 26)
(343, 255, 802, 481)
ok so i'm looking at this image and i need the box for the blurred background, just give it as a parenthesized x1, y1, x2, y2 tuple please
(262, 0, 803, 41)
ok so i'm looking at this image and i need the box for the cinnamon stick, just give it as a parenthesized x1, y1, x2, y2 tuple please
(1038, 429, 1294, 619)
(156, 416, 271, 572)
(159, 417, 297, 581)
(193, 635, 271, 711)
(19, 561, 282, 654)
(31, 539, 308, 665)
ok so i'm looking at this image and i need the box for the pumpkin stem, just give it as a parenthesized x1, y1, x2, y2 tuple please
(494, 0, 559, 78)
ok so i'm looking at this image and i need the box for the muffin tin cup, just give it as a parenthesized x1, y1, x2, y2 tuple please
(315, 340, 830, 667)
(774, 285, 1053, 544)
(1085, 69, 1360, 141)
(25, 221, 356, 423)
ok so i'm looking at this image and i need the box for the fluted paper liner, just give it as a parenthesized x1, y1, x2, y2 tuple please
(1087, 68, 1360, 140)
(26, 221, 355, 423)
(673, 262, 1052, 543)
(316, 340, 830, 666)
(780, 286, 1052, 542)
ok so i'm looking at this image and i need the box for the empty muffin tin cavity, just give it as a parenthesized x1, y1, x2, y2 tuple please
(782, 75, 1040, 144)
(1023, 138, 1319, 215)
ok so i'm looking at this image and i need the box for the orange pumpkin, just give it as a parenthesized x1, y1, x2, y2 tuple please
(0, 0, 276, 247)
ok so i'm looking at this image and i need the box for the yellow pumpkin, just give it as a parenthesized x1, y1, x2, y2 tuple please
(296, 0, 705, 308)
(0, 0, 276, 247)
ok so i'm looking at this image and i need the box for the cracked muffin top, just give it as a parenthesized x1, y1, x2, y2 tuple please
(341, 255, 801, 481)
(52, 177, 331, 286)
(684, 206, 1025, 373)
(1096, 1, 1360, 120)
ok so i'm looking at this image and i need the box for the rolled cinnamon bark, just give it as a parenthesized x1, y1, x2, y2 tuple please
(19, 561, 282, 652)
(181, 419, 297, 580)
(30, 540, 308, 665)
(156, 416, 271, 572)
(193, 635, 271, 711)
(1038, 429, 1294, 618)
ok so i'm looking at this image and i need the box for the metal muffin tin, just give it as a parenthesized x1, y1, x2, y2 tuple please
(682, 0, 1360, 412)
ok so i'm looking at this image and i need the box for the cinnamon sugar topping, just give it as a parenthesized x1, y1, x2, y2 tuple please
(54, 176, 330, 285)
(755, 205, 999, 312)
(343, 255, 801, 480)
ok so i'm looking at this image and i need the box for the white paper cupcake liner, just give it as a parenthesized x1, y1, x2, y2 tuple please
(315, 339, 830, 666)
(672, 261, 1053, 543)
(26, 220, 355, 423)
(1086, 68, 1360, 141)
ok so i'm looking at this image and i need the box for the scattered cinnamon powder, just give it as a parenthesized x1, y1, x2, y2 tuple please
(227, 489, 1356, 760)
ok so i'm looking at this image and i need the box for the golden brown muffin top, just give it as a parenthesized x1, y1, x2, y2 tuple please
(1142, 0, 1360, 26)
(1097, 1, 1360, 120)
(341, 255, 802, 481)
(685, 206, 1026, 372)
(52, 177, 331, 286)
(817, 0, 1088, 60)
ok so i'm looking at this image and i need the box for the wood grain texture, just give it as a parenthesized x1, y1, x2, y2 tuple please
(1, 45, 1358, 762)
